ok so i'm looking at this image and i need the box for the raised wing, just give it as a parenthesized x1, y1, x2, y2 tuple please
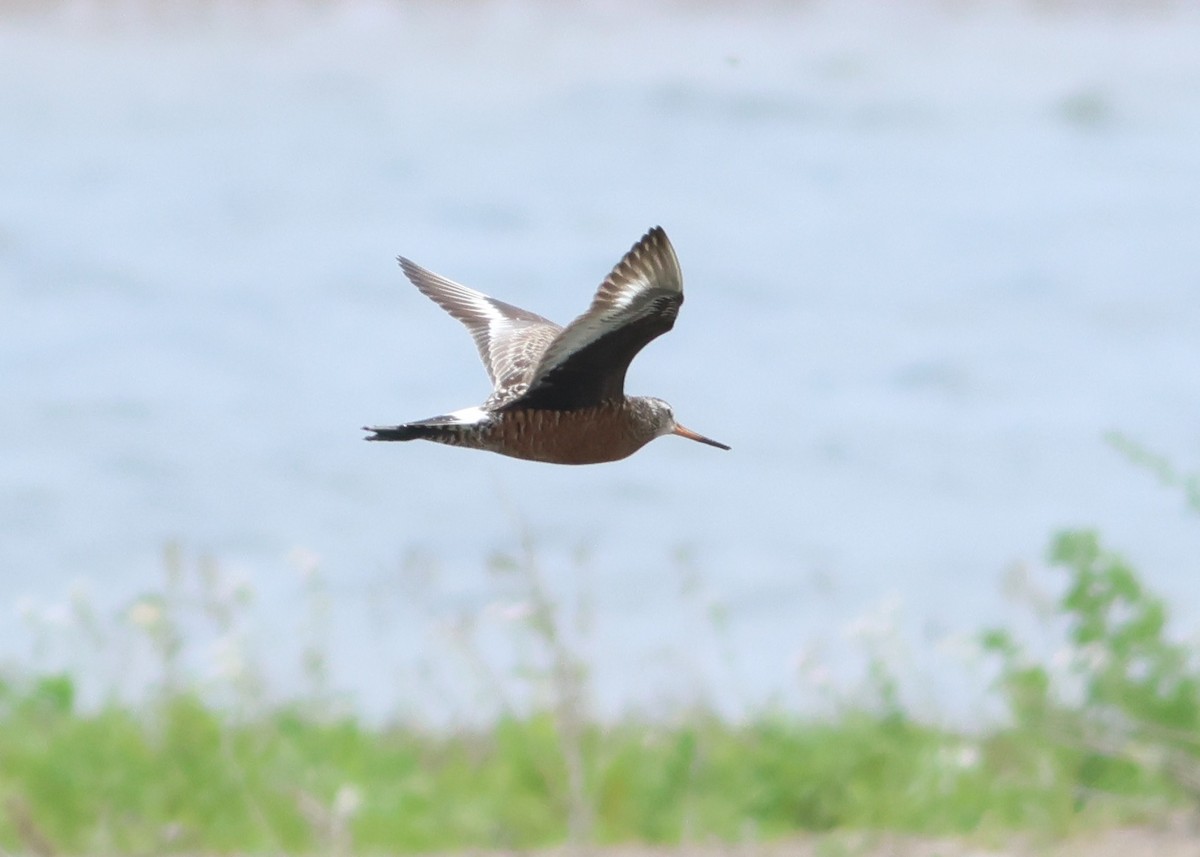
(501, 226, 684, 411)
(398, 257, 562, 398)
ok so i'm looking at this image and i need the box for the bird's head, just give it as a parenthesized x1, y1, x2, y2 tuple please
(641, 397, 730, 451)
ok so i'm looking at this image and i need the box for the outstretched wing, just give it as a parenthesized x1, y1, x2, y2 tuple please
(500, 226, 684, 411)
(398, 257, 562, 399)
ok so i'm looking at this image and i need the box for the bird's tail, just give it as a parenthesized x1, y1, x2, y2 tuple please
(363, 423, 432, 442)
(363, 408, 488, 445)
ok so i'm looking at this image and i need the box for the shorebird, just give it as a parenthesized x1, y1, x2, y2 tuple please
(364, 226, 729, 464)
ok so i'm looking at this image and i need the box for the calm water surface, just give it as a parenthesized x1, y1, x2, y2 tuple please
(2, 1, 1199, 719)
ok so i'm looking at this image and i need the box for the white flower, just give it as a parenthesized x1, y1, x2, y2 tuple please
(14, 596, 36, 622)
(128, 599, 165, 631)
(486, 600, 535, 623)
(210, 633, 247, 683)
(288, 547, 322, 582)
(953, 743, 981, 770)
(1076, 642, 1110, 672)
(41, 602, 71, 628)
(844, 594, 903, 644)
(333, 785, 362, 819)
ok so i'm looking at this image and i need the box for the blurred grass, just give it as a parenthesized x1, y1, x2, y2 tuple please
(1, 528, 1198, 854)
(0, 679, 1162, 854)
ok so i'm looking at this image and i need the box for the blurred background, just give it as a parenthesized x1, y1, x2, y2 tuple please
(2, 0, 1198, 726)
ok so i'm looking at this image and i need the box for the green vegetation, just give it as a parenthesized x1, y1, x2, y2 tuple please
(2, 446, 1197, 853)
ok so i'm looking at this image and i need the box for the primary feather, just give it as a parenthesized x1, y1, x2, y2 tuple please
(398, 257, 561, 407)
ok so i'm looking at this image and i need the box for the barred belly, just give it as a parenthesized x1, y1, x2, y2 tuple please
(483, 403, 655, 464)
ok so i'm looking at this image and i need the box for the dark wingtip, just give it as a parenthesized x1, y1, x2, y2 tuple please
(614, 225, 682, 296)
(642, 225, 670, 250)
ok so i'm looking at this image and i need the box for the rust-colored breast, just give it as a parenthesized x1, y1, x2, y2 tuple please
(483, 402, 656, 464)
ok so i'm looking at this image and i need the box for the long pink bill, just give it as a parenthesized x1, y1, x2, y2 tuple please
(672, 424, 731, 451)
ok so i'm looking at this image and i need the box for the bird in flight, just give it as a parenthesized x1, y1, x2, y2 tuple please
(364, 226, 729, 464)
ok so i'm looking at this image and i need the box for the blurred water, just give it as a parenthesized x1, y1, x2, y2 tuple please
(2, 0, 1199, 720)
